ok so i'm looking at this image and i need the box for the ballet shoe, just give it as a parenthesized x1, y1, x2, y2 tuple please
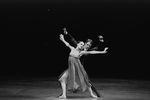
(91, 93, 98, 98)
(58, 94, 66, 99)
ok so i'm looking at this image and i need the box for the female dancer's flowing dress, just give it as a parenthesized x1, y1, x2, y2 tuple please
(58, 55, 91, 92)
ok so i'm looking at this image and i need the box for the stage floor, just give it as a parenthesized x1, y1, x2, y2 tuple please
(0, 77, 150, 100)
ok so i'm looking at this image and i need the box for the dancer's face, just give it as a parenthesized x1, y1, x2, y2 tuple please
(84, 41, 92, 50)
(77, 42, 84, 49)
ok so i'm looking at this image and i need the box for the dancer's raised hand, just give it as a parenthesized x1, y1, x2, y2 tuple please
(63, 28, 68, 35)
(59, 34, 64, 41)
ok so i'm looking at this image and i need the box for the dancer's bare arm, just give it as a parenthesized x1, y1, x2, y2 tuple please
(60, 34, 74, 50)
(81, 47, 108, 55)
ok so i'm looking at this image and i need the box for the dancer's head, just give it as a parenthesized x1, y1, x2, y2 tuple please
(98, 35, 104, 42)
(83, 39, 93, 51)
(77, 41, 84, 49)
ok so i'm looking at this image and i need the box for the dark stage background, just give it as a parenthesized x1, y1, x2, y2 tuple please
(1, 0, 150, 81)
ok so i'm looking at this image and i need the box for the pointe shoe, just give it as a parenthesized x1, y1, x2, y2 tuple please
(91, 94, 98, 98)
(58, 95, 66, 99)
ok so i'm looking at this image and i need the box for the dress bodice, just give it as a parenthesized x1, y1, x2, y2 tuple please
(69, 49, 81, 58)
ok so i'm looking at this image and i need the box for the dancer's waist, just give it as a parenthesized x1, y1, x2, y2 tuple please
(69, 55, 80, 59)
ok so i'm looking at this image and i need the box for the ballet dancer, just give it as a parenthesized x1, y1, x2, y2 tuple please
(58, 34, 107, 99)
(63, 28, 106, 98)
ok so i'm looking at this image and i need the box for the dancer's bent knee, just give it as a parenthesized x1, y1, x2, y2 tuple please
(59, 78, 67, 84)
(58, 71, 68, 84)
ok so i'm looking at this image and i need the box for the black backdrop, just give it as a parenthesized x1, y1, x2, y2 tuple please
(1, 0, 150, 80)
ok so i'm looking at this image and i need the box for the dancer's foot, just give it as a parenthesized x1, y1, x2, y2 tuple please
(58, 94, 66, 99)
(91, 93, 98, 98)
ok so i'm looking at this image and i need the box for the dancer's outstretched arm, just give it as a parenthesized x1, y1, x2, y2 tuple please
(81, 47, 108, 55)
(63, 28, 78, 47)
(88, 50, 106, 54)
(60, 34, 74, 50)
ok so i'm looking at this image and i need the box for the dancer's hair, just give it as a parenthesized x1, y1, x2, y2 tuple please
(86, 39, 93, 44)
(77, 41, 84, 44)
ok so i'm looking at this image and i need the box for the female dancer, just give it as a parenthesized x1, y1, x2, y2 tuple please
(58, 34, 107, 99)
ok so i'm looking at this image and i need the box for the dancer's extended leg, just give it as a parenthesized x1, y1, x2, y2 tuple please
(89, 80, 103, 98)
